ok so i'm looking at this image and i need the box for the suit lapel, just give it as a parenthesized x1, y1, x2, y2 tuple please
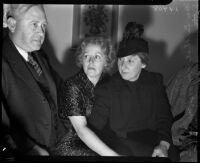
(4, 37, 44, 98)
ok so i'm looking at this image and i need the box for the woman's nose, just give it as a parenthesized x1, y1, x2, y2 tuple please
(88, 56, 95, 63)
(121, 60, 129, 71)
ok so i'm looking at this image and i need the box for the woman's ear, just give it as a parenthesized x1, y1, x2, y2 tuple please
(142, 64, 146, 69)
(7, 17, 17, 33)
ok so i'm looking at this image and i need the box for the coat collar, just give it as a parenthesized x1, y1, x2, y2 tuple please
(76, 68, 95, 90)
(111, 69, 149, 93)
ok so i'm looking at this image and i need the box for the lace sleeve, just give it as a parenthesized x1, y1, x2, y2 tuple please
(59, 81, 85, 120)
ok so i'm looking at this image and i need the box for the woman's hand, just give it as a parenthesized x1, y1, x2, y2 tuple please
(32, 145, 49, 156)
(69, 116, 119, 156)
(152, 141, 169, 157)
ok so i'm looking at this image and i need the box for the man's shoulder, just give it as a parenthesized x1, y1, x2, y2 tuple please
(2, 36, 18, 64)
(2, 35, 13, 54)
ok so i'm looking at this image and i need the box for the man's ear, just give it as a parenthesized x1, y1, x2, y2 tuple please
(7, 17, 17, 33)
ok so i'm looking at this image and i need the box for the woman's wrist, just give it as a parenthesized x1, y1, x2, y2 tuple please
(160, 140, 170, 150)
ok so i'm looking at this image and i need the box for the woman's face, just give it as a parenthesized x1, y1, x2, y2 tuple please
(82, 44, 107, 80)
(118, 55, 146, 81)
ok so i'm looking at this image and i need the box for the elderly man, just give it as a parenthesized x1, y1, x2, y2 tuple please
(2, 4, 65, 156)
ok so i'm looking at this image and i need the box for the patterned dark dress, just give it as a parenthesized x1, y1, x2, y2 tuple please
(51, 69, 108, 156)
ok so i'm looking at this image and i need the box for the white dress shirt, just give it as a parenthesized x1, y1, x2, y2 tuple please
(14, 44, 29, 62)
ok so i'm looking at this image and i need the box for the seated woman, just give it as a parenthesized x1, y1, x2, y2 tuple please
(51, 36, 119, 156)
(88, 22, 180, 161)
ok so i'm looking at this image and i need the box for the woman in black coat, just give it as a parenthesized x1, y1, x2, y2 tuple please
(88, 22, 179, 161)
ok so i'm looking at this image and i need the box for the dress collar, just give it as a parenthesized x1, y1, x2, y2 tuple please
(77, 69, 94, 89)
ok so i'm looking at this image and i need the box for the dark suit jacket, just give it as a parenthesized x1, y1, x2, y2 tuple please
(89, 69, 173, 145)
(1, 35, 65, 153)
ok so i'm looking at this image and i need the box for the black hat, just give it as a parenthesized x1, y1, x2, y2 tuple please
(117, 38, 149, 58)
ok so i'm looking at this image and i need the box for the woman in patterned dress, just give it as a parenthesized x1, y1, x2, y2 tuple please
(51, 36, 119, 156)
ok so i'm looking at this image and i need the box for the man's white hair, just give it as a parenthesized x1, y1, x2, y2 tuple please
(3, 4, 43, 28)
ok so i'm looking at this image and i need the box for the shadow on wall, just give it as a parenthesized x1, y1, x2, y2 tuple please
(61, 44, 80, 79)
(120, 5, 152, 31)
(166, 30, 198, 83)
(42, 31, 79, 80)
(42, 32, 62, 79)
(147, 30, 198, 85)
(148, 29, 198, 85)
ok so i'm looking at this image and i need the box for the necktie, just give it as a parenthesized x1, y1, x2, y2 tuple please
(28, 52, 42, 76)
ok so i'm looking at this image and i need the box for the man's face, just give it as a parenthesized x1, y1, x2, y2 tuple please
(13, 5, 47, 52)
(118, 55, 146, 81)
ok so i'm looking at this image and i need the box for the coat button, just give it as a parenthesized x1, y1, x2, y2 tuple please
(42, 98, 46, 103)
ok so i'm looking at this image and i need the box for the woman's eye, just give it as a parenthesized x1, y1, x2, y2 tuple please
(84, 55, 89, 59)
(128, 59, 134, 63)
(95, 55, 101, 60)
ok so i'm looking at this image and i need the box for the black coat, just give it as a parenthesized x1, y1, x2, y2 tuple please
(89, 69, 173, 145)
(1, 35, 65, 153)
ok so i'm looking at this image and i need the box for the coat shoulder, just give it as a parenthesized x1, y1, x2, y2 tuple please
(143, 70, 164, 85)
